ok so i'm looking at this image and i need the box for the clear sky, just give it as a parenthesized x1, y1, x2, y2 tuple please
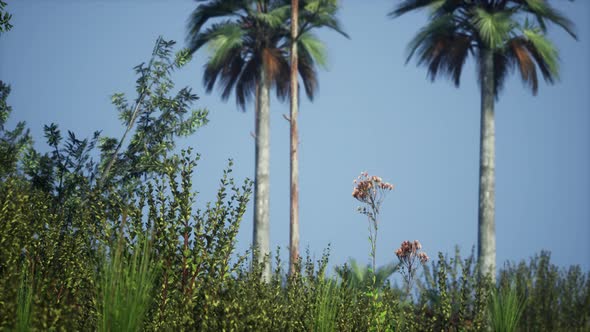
(1, 0, 589, 273)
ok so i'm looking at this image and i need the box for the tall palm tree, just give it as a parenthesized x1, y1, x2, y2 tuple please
(391, 0, 576, 280)
(287, 0, 348, 275)
(186, 0, 332, 280)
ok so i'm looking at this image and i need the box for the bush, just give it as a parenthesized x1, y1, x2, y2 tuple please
(499, 251, 590, 331)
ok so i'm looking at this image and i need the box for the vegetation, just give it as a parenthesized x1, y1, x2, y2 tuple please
(488, 282, 527, 332)
(1, 2, 587, 331)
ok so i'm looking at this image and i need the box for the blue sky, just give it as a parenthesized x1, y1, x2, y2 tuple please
(1, 0, 589, 273)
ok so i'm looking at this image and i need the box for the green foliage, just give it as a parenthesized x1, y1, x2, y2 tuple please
(498, 251, 590, 331)
(335, 258, 398, 290)
(489, 283, 527, 332)
(1, 166, 588, 331)
(100, 36, 209, 189)
(0, 81, 33, 180)
(415, 247, 492, 331)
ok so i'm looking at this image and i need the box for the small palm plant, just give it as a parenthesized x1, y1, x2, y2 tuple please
(335, 258, 399, 290)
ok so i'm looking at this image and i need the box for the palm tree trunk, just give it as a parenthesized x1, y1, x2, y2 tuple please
(478, 48, 496, 282)
(288, 0, 300, 276)
(254, 64, 271, 281)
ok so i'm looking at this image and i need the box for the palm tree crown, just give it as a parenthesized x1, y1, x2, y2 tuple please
(391, 0, 577, 96)
(187, 0, 340, 109)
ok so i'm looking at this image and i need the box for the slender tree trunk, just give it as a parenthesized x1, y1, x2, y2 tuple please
(288, 0, 300, 276)
(254, 65, 271, 281)
(478, 48, 496, 282)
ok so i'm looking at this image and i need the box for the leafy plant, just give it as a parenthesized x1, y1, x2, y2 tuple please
(499, 251, 590, 331)
(489, 284, 527, 332)
(335, 258, 398, 290)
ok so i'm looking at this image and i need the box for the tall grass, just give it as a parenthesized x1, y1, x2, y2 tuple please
(489, 284, 527, 332)
(313, 279, 339, 332)
(99, 235, 158, 332)
(15, 261, 33, 332)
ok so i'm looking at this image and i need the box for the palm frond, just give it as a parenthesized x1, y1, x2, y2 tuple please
(511, 39, 539, 94)
(235, 56, 260, 110)
(205, 22, 245, 68)
(522, 27, 559, 79)
(299, 32, 328, 69)
(262, 47, 291, 101)
(493, 51, 511, 97)
(187, 0, 249, 44)
(428, 0, 468, 19)
(406, 13, 471, 86)
(297, 46, 319, 100)
(389, 0, 444, 18)
(218, 49, 247, 100)
(521, 0, 577, 39)
(299, 0, 349, 38)
(406, 13, 456, 63)
(472, 7, 515, 50)
(253, 4, 290, 28)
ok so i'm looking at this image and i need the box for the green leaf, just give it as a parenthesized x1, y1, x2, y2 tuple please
(473, 8, 515, 50)
(523, 27, 559, 78)
(206, 23, 244, 68)
(299, 32, 328, 69)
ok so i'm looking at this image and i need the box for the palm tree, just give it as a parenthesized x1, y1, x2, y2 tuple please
(390, 0, 576, 280)
(186, 0, 333, 280)
(287, 0, 348, 275)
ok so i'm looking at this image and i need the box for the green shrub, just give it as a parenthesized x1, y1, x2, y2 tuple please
(499, 251, 590, 331)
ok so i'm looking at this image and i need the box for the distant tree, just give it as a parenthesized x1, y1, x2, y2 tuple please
(391, 0, 576, 280)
